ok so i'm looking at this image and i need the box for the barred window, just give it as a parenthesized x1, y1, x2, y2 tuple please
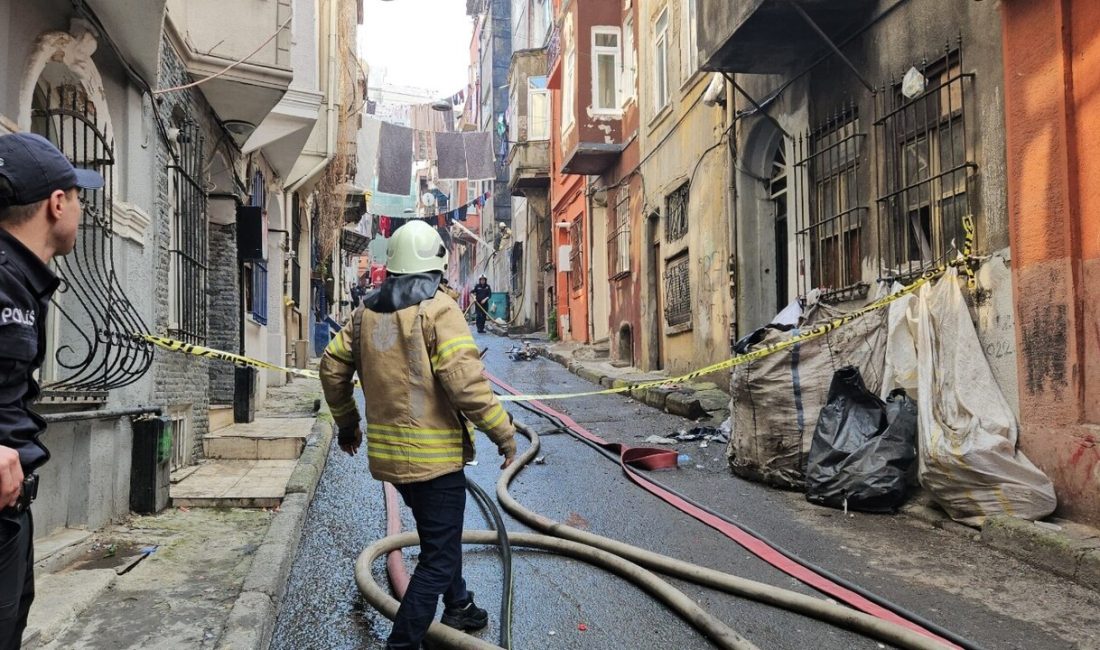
(664, 252, 691, 327)
(245, 171, 269, 324)
(665, 181, 688, 242)
(794, 108, 868, 298)
(569, 219, 584, 290)
(875, 46, 975, 277)
(608, 187, 631, 278)
(290, 199, 302, 307)
(169, 120, 209, 344)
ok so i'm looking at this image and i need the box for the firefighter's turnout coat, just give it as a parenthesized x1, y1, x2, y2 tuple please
(320, 275, 516, 485)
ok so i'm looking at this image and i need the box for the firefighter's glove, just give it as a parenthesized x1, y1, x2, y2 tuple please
(338, 426, 363, 456)
(498, 437, 516, 470)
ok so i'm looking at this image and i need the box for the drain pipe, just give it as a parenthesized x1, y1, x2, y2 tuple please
(285, 0, 339, 195)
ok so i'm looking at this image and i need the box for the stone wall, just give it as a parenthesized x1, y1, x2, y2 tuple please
(208, 223, 239, 404)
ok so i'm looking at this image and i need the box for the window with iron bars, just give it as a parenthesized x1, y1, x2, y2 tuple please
(290, 198, 302, 307)
(569, 219, 584, 291)
(664, 252, 691, 327)
(875, 45, 975, 278)
(608, 187, 631, 278)
(665, 181, 689, 242)
(246, 171, 269, 324)
(169, 119, 209, 344)
(793, 107, 868, 299)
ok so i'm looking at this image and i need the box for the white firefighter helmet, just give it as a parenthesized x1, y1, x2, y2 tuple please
(385, 220, 448, 274)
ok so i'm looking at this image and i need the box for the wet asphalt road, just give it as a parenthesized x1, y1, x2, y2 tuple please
(271, 332, 1097, 650)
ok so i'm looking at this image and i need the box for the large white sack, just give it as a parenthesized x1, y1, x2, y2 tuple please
(893, 268, 1057, 525)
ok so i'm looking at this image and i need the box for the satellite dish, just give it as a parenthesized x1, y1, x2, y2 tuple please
(421, 192, 436, 206)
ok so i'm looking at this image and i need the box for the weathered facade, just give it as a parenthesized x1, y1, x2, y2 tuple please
(636, 0, 732, 374)
(0, 0, 355, 542)
(1000, 0, 1100, 525)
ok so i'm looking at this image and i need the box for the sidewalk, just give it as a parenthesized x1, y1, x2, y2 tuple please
(528, 335, 1100, 594)
(24, 374, 334, 650)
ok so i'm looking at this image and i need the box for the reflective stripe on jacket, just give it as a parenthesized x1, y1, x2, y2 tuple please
(319, 289, 515, 484)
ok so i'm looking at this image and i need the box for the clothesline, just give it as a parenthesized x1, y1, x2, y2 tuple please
(363, 191, 492, 239)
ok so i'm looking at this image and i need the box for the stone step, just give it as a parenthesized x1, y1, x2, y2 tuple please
(202, 417, 312, 460)
(209, 405, 235, 433)
(169, 459, 297, 509)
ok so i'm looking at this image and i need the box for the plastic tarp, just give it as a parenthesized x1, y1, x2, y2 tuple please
(882, 268, 1056, 525)
(805, 367, 918, 513)
(726, 305, 888, 489)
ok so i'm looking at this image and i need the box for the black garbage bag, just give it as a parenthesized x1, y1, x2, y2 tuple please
(805, 366, 917, 513)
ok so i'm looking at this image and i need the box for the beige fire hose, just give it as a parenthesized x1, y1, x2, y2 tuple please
(352, 422, 950, 650)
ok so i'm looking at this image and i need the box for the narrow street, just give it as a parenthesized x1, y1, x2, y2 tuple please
(271, 333, 1100, 650)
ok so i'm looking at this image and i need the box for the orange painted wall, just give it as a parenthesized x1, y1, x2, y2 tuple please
(1002, 0, 1100, 524)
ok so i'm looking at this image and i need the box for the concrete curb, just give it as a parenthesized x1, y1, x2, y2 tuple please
(539, 346, 731, 424)
(218, 417, 335, 650)
(980, 515, 1100, 593)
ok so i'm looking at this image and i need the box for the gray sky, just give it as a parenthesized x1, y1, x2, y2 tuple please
(358, 0, 473, 97)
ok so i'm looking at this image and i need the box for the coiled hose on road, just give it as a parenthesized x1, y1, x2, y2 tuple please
(354, 421, 958, 650)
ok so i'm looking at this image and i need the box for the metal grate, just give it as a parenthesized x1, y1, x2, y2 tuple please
(663, 253, 691, 327)
(248, 172, 268, 324)
(793, 105, 869, 298)
(875, 43, 976, 279)
(168, 119, 209, 344)
(608, 187, 631, 278)
(664, 182, 689, 242)
(290, 198, 302, 307)
(569, 219, 583, 290)
(31, 84, 153, 396)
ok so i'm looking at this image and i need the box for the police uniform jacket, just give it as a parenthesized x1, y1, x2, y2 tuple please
(0, 229, 56, 472)
(319, 273, 515, 485)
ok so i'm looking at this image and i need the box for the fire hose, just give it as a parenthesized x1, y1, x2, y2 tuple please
(354, 418, 967, 650)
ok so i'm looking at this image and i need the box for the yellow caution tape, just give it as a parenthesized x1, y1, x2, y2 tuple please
(139, 217, 975, 403)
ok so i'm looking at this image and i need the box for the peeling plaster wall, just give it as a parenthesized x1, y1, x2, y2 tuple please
(1002, 0, 1100, 525)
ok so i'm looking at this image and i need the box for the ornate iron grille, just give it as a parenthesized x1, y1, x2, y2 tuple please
(793, 105, 869, 300)
(875, 42, 976, 279)
(664, 253, 691, 327)
(664, 182, 689, 242)
(30, 86, 153, 397)
(168, 119, 208, 344)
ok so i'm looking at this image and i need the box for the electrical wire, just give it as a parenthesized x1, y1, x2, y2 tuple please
(153, 16, 294, 95)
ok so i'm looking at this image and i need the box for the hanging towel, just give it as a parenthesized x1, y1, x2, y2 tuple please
(457, 206, 469, 221)
(436, 131, 468, 180)
(464, 131, 496, 180)
(377, 122, 414, 195)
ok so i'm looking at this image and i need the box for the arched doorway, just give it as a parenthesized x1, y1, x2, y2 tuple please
(29, 59, 152, 395)
(734, 119, 791, 335)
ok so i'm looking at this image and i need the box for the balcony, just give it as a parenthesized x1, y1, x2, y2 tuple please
(165, 0, 294, 128)
(508, 48, 551, 195)
(698, 0, 876, 74)
(509, 140, 550, 194)
(85, 0, 169, 82)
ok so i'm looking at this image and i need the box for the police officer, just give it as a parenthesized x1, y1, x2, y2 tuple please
(320, 221, 515, 650)
(0, 132, 103, 648)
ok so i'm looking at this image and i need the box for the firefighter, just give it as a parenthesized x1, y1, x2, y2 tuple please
(319, 220, 516, 650)
(472, 275, 492, 333)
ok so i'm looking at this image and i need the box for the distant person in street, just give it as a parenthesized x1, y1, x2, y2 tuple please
(0, 132, 103, 649)
(319, 221, 516, 650)
(472, 275, 492, 333)
(350, 275, 368, 308)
